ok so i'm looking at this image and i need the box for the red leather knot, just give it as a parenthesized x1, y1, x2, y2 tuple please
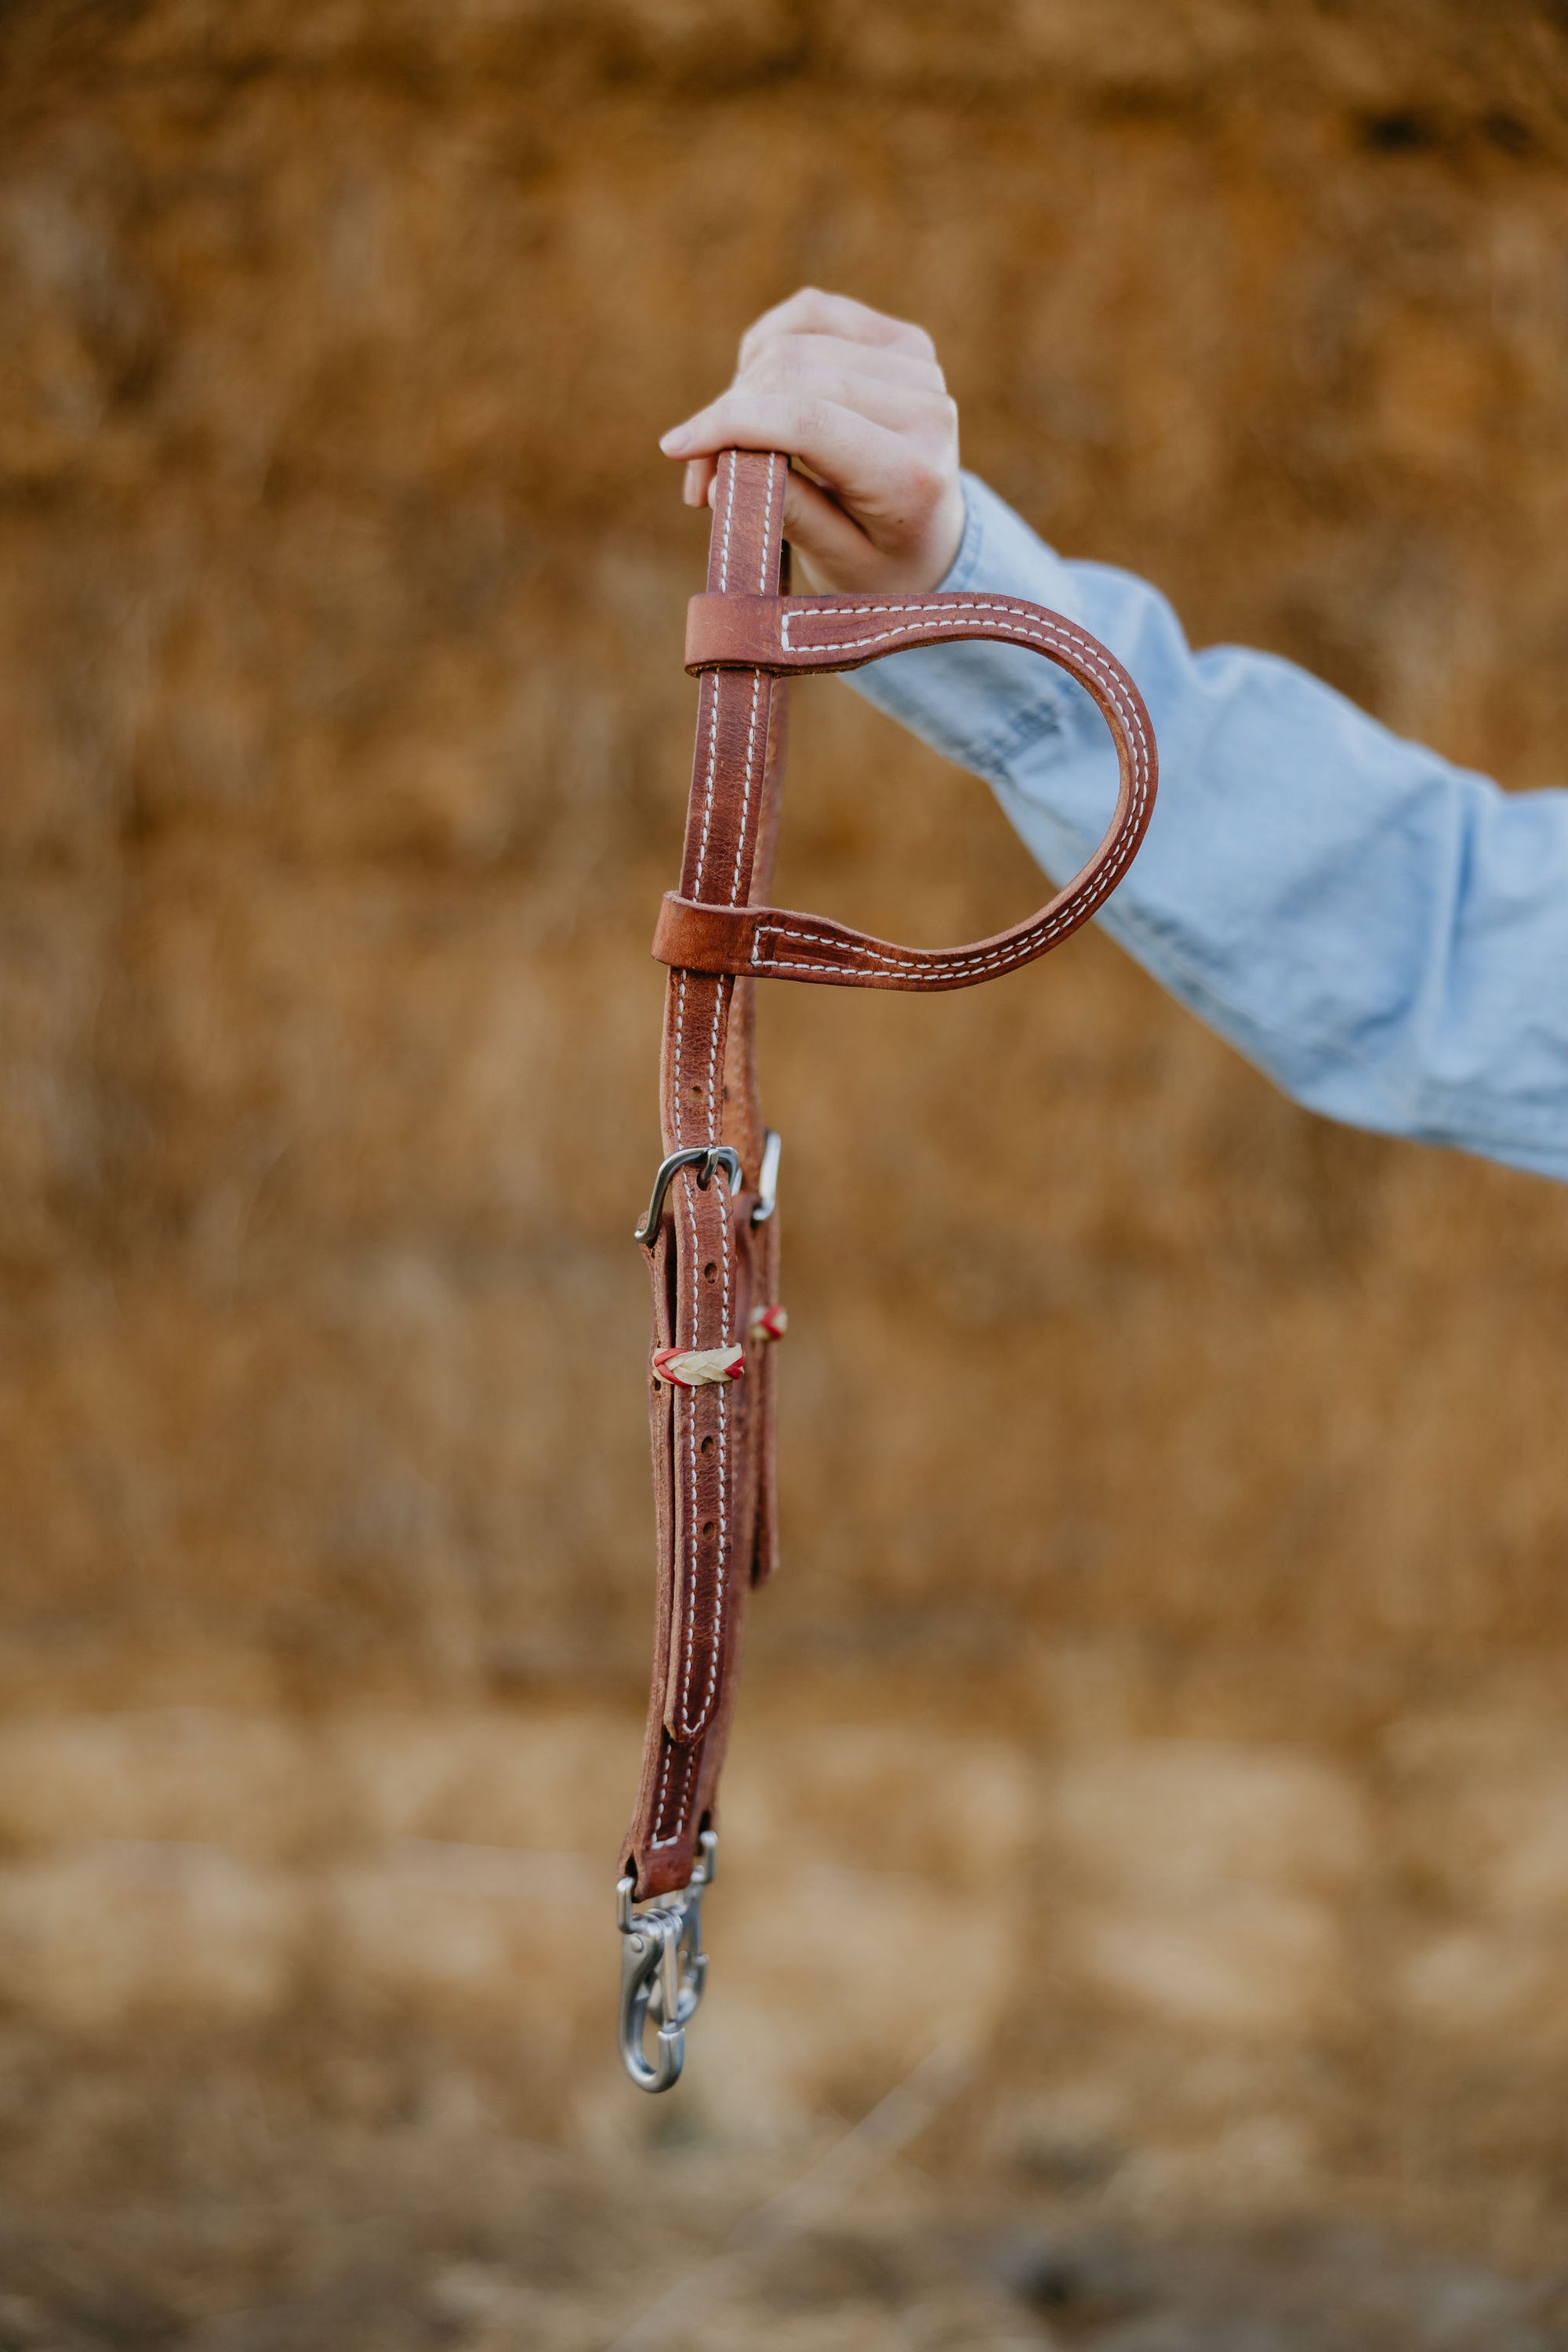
(749, 1304, 788, 1343)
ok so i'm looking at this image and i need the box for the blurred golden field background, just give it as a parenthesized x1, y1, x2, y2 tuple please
(2, 1, 1568, 2342)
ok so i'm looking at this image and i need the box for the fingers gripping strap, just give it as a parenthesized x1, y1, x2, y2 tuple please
(659, 590, 1158, 990)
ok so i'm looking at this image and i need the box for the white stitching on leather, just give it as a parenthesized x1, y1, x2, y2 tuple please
(667, 967, 726, 1752)
(751, 597, 1150, 981)
(779, 597, 1152, 764)
(659, 455, 788, 1795)
(778, 600, 1152, 802)
(651, 949, 687, 1842)
(725, 458, 779, 907)
(673, 1163, 723, 1740)
(757, 453, 779, 593)
(663, 964, 702, 1791)
(749, 809, 1143, 978)
(749, 814, 1143, 980)
(728, 671, 763, 908)
(662, 1027, 728, 1746)
(671, 455, 786, 1742)
(682, 975, 729, 1740)
(673, 757, 731, 1738)
(692, 673, 724, 891)
(651, 1736, 687, 1846)
(717, 449, 735, 593)
(671, 970, 689, 1134)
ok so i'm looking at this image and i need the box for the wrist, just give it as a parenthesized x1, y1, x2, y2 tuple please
(792, 475, 967, 597)
(918, 476, 967, 592)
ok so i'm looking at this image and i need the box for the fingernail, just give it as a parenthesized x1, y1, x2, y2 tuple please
(659, 425, 691, 455)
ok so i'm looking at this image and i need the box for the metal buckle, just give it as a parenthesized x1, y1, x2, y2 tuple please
(633, 1147, 742, 1248)
(632, 1133, 782, 1249)
(615, 1829, 717, 2092)
(751, 1127, 782, 1226)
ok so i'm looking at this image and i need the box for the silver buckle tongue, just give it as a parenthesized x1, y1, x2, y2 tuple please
(751, 1127, 782, 1226)
(615, 1828, 717, 2092)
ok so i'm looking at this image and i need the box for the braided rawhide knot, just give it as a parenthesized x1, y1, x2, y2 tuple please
(652, 1344, 745, 1390)
(749, 1304, 788, 1342)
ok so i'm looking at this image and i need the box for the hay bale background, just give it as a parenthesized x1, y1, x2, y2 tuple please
(1, 0, 1566, 2270)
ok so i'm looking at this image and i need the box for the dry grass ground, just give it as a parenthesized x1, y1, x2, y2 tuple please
(1, 2086, 1566, 2350)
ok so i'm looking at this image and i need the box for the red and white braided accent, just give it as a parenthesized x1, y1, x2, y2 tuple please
(652, 1343, 745, 1390)
(749, 1303, 788, 1342)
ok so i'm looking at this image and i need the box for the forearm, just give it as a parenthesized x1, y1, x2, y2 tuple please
(848, 476, 1568, 1184)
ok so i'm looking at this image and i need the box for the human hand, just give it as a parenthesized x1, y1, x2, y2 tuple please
(659, 289, 965, 596)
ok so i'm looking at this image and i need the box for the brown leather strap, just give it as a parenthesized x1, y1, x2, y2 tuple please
(620, 451, 789, 1899)
(622, 454, 1159, 1909)
(655, 589, 1156, 990)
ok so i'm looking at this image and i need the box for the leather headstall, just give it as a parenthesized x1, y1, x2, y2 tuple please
(615, 448, 1157, 2091)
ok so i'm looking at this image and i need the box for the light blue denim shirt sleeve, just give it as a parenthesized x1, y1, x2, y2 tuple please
(845, 474, 1568, 1185)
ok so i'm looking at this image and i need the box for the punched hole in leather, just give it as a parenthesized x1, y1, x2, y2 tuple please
(616, 447, 1157, 2090)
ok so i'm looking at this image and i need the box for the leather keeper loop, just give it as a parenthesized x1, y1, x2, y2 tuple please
(652, 894, 760, 974)
(664, 586, 1157, 994)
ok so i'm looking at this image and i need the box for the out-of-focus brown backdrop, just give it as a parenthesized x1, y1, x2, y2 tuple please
(2, 0, 1568, 2337)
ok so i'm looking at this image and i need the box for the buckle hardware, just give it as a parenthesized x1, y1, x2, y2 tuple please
(633, 1133, 782, 1250)
(633, 1146, 742, 1248)
(615, 1829, 717, 2092)
(751, 1127, 782, 1226)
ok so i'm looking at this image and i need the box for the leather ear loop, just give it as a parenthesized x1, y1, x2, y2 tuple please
(656, 589, 1157, 992)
